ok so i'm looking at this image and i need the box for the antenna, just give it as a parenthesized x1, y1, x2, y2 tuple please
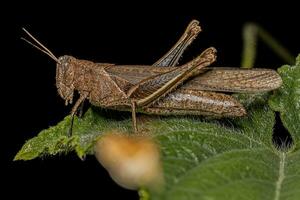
(21, 28, 61, 64)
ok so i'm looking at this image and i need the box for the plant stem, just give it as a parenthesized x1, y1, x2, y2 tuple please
(241, 23, 295, 68)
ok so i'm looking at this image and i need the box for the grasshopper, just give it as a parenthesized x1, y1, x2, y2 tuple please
(22, 20, 282, 134)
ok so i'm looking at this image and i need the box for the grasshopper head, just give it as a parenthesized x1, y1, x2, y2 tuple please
(21, 28, 78, 106)
(56, 55, 77, 105)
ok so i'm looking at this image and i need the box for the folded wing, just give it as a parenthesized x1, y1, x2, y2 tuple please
(182, 67, 282, 92)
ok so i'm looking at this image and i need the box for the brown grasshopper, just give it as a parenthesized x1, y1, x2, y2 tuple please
(22, 20, 282, 135)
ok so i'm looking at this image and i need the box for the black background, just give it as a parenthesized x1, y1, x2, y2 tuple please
(4, 2, 299, 199)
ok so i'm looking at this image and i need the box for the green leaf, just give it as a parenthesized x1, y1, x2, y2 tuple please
(150, 103, 281, 200)
(14, 109, 131, 160)
(269, 55, 300, 149)
(15, 56, 300, 200)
